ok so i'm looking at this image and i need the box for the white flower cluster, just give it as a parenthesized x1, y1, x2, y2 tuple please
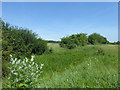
(8, 55, 44, 88)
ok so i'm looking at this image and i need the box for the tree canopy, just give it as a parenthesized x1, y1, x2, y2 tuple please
(1, 20, 47, 76)
(88, 33, 108, 45)
(60, 33, 109, 49)
(60, 33, 87, 49)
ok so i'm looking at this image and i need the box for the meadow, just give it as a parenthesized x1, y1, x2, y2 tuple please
(33, 43, 118, 88)
(2, 43, 118, 88)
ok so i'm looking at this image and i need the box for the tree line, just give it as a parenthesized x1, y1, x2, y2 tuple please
(1, 19, 118, 76)
(60, 33, 109, 49)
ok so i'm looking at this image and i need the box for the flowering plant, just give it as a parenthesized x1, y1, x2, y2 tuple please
(7, 55, 44, 88)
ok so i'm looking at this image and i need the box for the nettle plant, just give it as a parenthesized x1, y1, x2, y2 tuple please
(7, 55, 44, 88)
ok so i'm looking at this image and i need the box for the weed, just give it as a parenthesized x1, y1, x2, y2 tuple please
(5, 55, 44, 88)
(96, 48, 105, 55)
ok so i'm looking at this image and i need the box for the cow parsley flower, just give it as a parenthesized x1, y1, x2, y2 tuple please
(31, 56, 35, 62)
(16, 60, 20, 64)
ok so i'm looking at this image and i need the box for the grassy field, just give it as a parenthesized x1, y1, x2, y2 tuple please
(2, 43, 118, 88)
(34, 43, 118, 88)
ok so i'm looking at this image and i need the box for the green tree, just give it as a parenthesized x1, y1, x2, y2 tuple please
(88, 33, 108, 44)
(60, 33, 87, 49)
(1, 20, 47, 76)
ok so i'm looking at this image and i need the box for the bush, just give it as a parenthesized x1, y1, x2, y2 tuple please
(96, 48, 105, 55)
(1, 20, 47, 77)
(2, 20, 47, 59)
(66, 44, 77, 49)
(4, 55, 44, 88)
(60, 33, 87, 49)
(88, 33, 108, 45)
(32, 39, 47, 55)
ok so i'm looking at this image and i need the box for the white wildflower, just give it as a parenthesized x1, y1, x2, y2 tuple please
(36, 63, 38, 67)
(11, 70, 15, 73)
(8, 55, 44, 87)
(16, 60, 20, 64)
(22, 60, 26, 66)
(10, 54, 12, 57)
(31, 73, 34, 75)
(41, 64, 44, 67)
(36, 71, 39, 73)
(19, 66, 22, 70)
(14, 58, 17, 62)
(32, 62, 34, 65)
(29, 65, 31, 67)
(13, 73, 18, 75)
(40, 66, 42, 69)
(25, 57, 28, 62)
(12, 60, 15, 64)
(31, 56, 35, 62)
(40, 64, 44, 69)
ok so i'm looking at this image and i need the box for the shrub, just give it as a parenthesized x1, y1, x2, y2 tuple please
(1, 20, 47, 76)
(66, 44, 77, 49)
(60, 33, 87, 49)
(88, 33, 108, 45)
(5, 55, 44, 88)
(96, 48, 105, 55)
(2, 20, 47, 59)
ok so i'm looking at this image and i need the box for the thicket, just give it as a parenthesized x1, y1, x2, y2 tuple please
(1, 20, 47, 76)
(60, 33, 109, 49)
(88, 33, 108, 44)
(60, 33, 87, 49)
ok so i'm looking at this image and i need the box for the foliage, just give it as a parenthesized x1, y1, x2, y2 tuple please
(34, 44, 118, 88)
(38, 58, 117, 88)
(96, 48, 105, 55)
(46, 40, 60, 43)
(88, 33, 108, 44)
(32, 39, 47, 55)
(60, 33, 87, 49)
(3, 44, 118, 88)
(2, 20, 47, 59)
(1, 20, 47, 76)
(44, 47, 53, 54)
(4, 55, 44, 88)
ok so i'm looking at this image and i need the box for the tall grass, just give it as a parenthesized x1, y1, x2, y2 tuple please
(3, 44, 118, 88)
(34, 44, 118, 88)
(38, 57, 118, 88)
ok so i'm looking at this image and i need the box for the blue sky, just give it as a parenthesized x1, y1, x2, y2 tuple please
(2, 2, 118, 42)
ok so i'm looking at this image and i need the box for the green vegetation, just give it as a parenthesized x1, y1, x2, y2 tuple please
(60, 33, 109, 49)
(60, 33, 87, 49)
(3, 55, 44, 88)
(1, 20, 118, 88)
(3, 43, 118, 88)
(88, 33, 108, 44)
(32, 43, 118, 88)
(1, 20, 47, 76)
